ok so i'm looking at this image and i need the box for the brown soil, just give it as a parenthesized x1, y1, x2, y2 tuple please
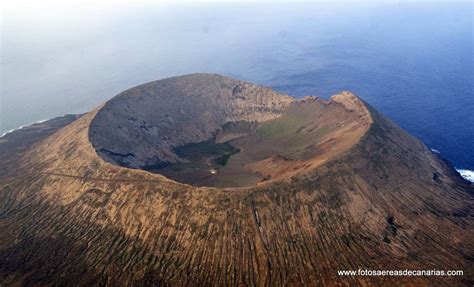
(0, 74, 472, 286)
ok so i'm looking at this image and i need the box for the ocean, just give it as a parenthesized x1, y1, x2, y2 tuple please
(1, 2, 473, 175)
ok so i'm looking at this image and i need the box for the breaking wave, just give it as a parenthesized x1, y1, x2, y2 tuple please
(456, 169, 474, 183)
(1, 119, 48, 138)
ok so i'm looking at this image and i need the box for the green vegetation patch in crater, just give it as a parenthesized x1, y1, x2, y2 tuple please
(174, 138, 240, 164)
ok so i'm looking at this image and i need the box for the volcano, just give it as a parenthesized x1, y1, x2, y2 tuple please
(0, 74, 472, 286)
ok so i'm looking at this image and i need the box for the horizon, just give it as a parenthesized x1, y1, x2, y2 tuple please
(2, 2, 472, 171)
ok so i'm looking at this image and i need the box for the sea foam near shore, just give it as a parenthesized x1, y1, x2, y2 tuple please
(1, 119, 48, 138)
(456, 169, 474, 183)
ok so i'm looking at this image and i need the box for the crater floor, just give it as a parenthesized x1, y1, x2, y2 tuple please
(150, 97, 370, 187)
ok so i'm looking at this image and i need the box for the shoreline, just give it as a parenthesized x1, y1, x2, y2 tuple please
(1, 119, 49, 138)
(456, 169, 474, 183)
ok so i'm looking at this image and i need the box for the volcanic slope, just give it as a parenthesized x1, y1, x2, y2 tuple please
(0, 74, 473, 286)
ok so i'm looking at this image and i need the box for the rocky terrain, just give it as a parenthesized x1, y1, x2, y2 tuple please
(0, 74, 472, 286)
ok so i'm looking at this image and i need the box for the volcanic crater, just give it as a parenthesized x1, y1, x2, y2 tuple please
(89, 74, 371, 188)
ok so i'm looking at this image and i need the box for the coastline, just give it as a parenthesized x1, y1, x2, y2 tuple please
(456, 169, 474, 183)
(1, 119, 49, 138)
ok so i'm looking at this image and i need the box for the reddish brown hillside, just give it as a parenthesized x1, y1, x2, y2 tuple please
(0, 74, 472, 286)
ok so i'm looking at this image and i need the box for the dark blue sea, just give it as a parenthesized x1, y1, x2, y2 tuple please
(2, 3, 473, 174)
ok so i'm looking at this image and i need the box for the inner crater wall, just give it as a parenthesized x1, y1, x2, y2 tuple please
(88, 74, 294, 168)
